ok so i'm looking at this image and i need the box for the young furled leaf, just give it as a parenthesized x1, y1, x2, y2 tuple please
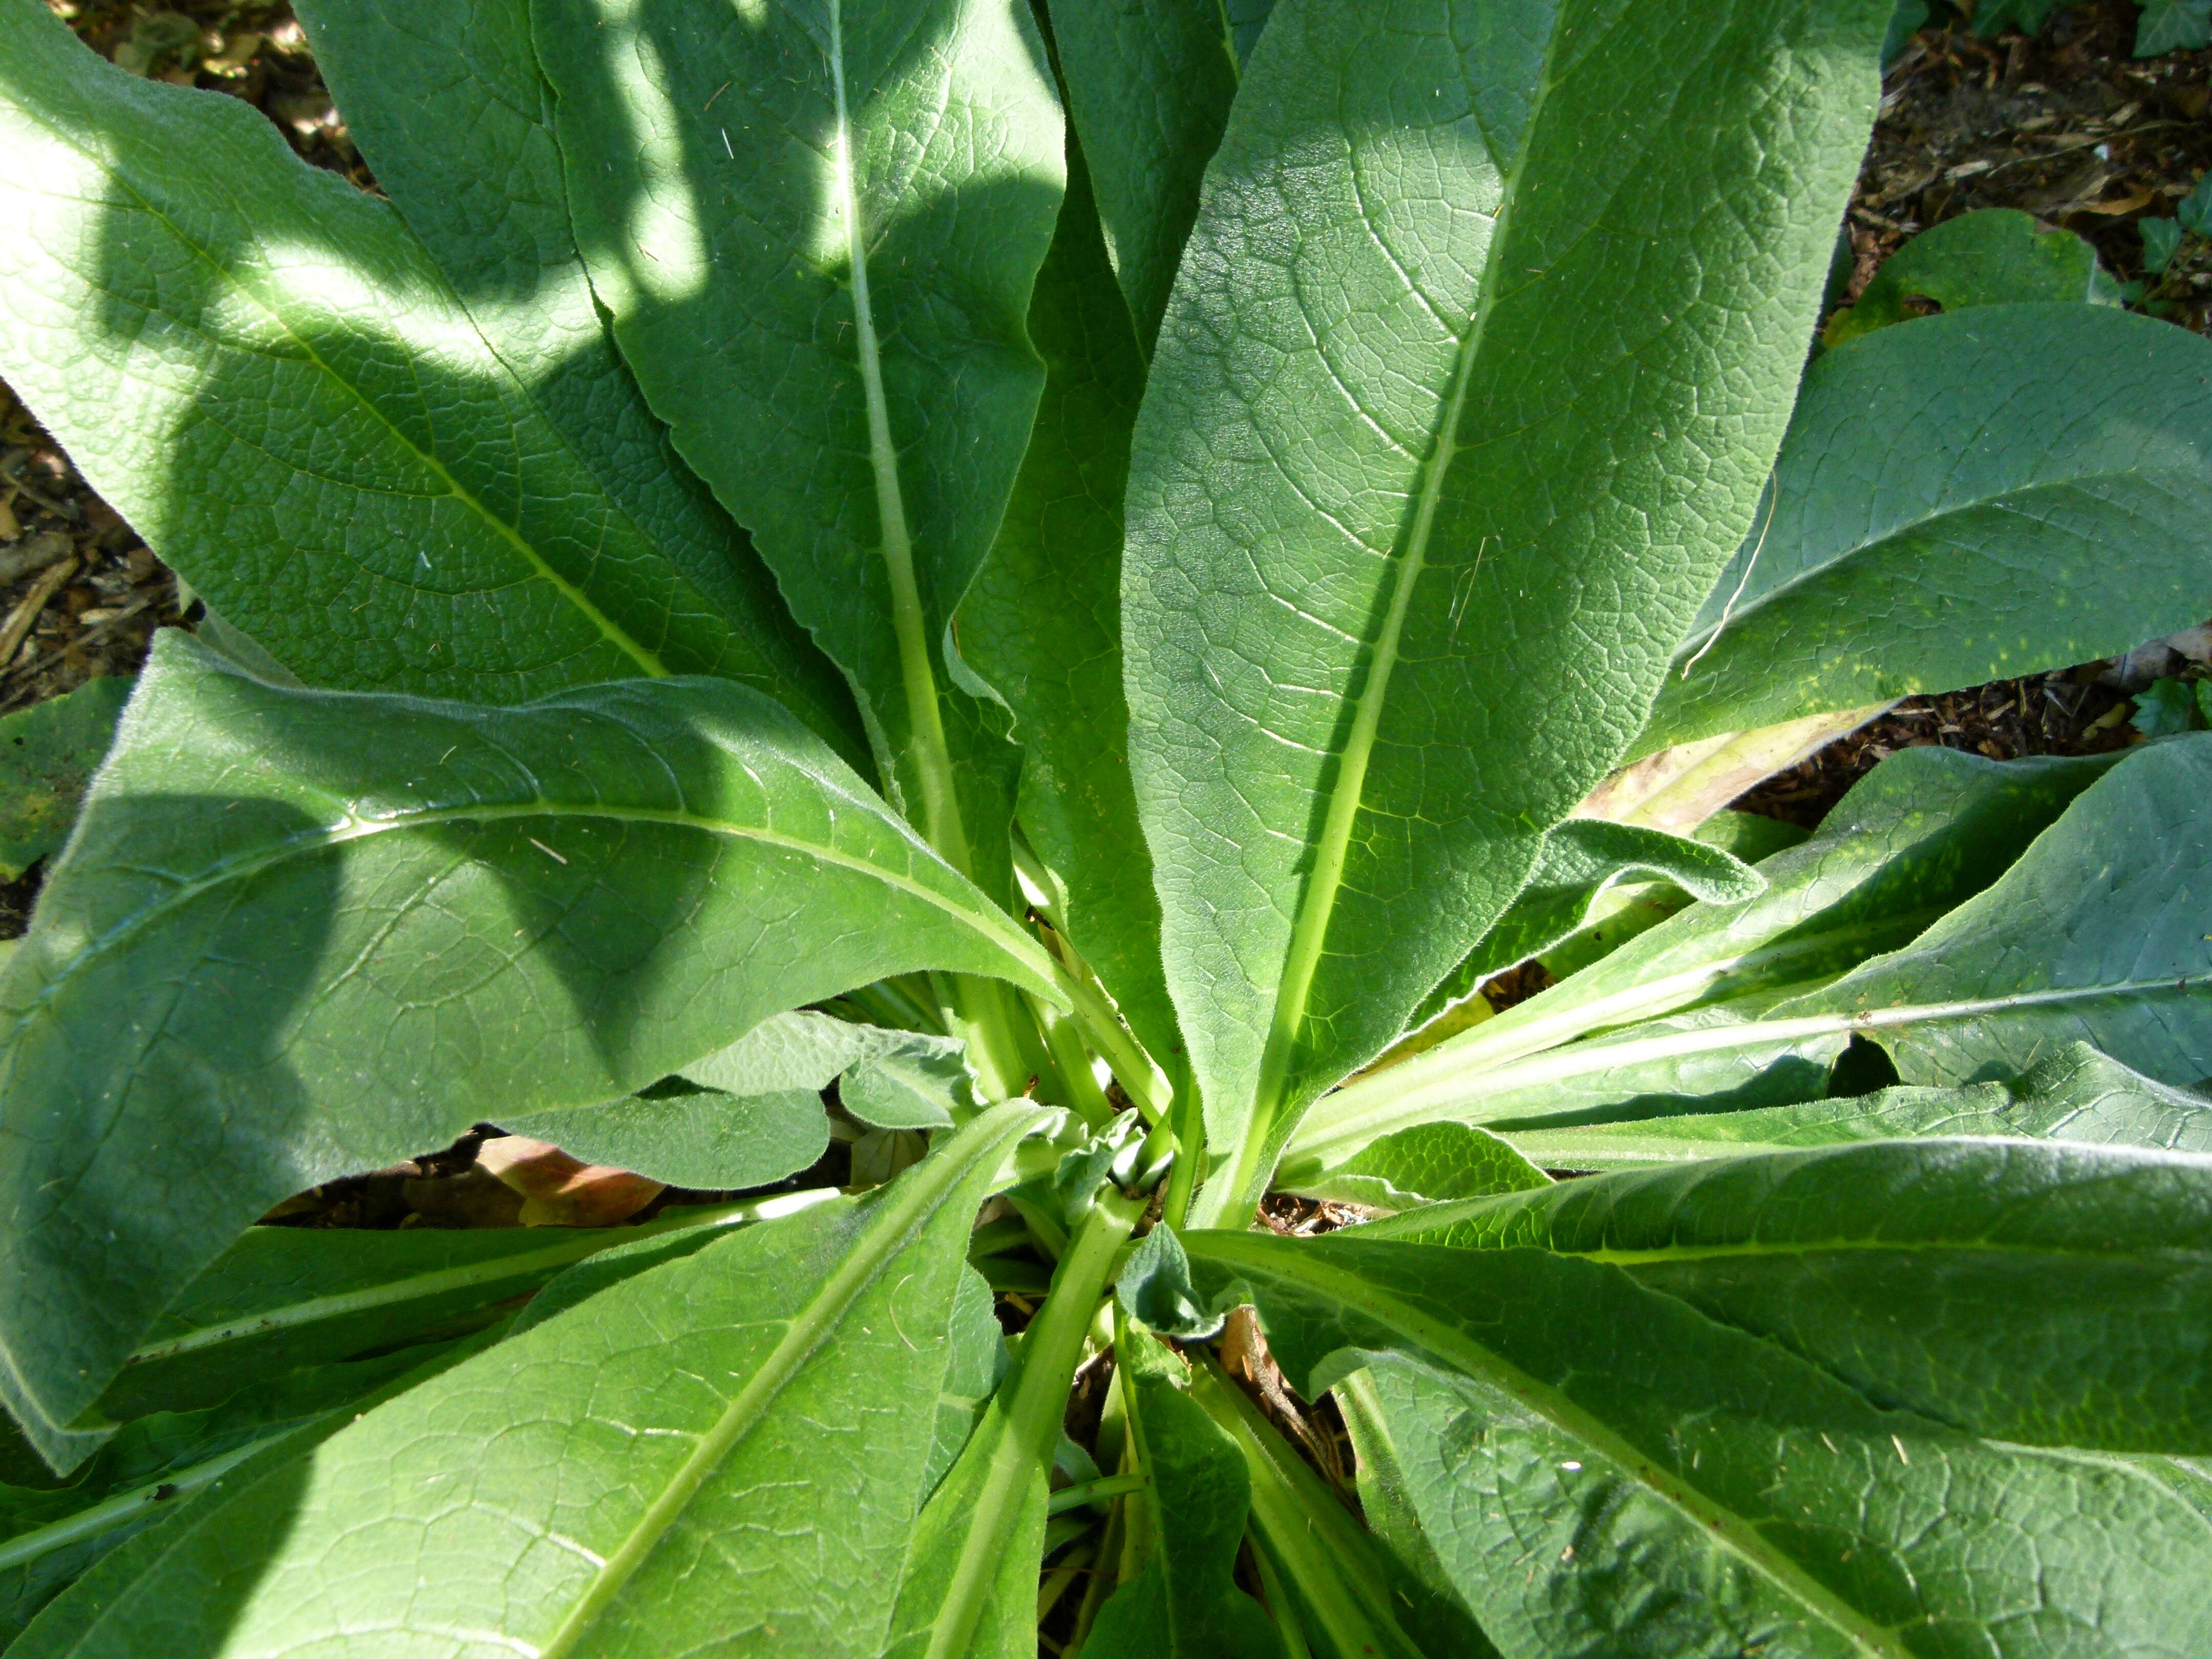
(1081, 1326, 1283, 1659)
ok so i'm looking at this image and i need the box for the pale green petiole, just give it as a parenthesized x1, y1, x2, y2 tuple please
(923, 1188, 1145, 1659)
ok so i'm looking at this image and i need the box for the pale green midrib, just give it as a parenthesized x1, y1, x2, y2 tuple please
(1240, 25, 1571, 1188)
(1290, 979, 2203, 1166)
(1345, 902, 1941, 1117)
(824, 1, 969, 874)
(1196, 1237, 1918, 1659)
(122, 1199, 782, 1367)
(1365, 1225, 2212, 1267)
(28, 97, 669, 681)
(1670, 468, 2193, 665)
(14, 798, 1057, 1028)
(0, 1426, 290, 1573)
(537, 1103, 1042, 1659)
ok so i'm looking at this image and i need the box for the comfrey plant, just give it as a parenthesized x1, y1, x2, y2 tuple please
(1, 0, 2210, 1652)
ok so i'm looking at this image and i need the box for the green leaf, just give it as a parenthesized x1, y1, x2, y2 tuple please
(1304, 738, 2212, 1175)
(96, 1207, 786, 1430)
(1121, 0, 1891, 1217)
(2143, 213, 2187, 273)
(288, 0, 865, 768)
(1823, 209, 2116, 345)
(0, 674, 129, 883)
(0, 5, 847, 722)
(1046, 0, 1242, 352)
(1408, 820, 1765, 1036)
(0, 1338, 474, 1645)
(1081, 1327, 1282, 1659)
(1181, 1227, 2212, 1656)
(2133, 675, 2207, 735)
(532, 0, 1061, 891)
(1502, 1040, 2212, 1169)
(884, 1188, 1142, 1659)
(9, 1103, 1046, 1658)
(2182, 171, 2212, 236)
(503, 1084, 832, 1188)
(957, 145, 1177, 1065)
(1644, 304, 2212, 753)
(1301, 725, 2203, 1159)
(0, 633, 1060, 1453)
(1771, 732, 2212, 1087)
(1277, 1121, 1550, 1213)
(1331, 1368, 1500, 1659)
(1289, 745, 2116, 1173)
(1184, 1354, 1426, 1659)
(2138, 0, 2212, 53)
(6, 1323, 511, 1659)
(921, 1265, 1009, 1502)
(1367, 1136, 2212, 1451)
(679, 1008, 916, 1092)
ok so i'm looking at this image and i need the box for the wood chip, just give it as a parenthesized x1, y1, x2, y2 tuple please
(0, 555, 78, 667)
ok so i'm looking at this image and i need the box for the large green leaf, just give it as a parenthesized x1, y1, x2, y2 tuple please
(7, 1104, 1043, 1658)
(1120, 0, 1891, 1217)
(1644, 304, 2212, 752)
(1367, 1137, 2212, 1452)
(1046, 0, 1243, 352)
(0, 1336, 477, 1645)
(1503, 1041, 2212, 1169)
(0, 2, 852, 728)
(290, 0, 863, 765)
(1289, 744, 2116, 1174)
(956, 150, 1175, 1065)
(100, 1203, 798, 1427)
(0, 634, 1058, 1455)
(533, 0, 1060, 890)
(1175, 1227, 2212, 1656)
(6, 1325, 510, 1659)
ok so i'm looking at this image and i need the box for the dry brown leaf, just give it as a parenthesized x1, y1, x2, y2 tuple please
(473, 1135, 664, 1226)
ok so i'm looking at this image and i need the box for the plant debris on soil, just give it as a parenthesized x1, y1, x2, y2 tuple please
(0, 0, 2207, 1231)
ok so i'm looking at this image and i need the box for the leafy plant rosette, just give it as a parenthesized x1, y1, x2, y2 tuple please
(1, 0, 2210, 1652)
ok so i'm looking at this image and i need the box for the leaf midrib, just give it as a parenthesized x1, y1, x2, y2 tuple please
(823, 0, 969, 870)
(1299, 901, 1948, 1146)
(537, 1102, 1043, 1659)
(1192, 1235, 1918, 1659)
(21, 90, 670, 680)
(1293, 979, 2205, 1163)
(12, 797, 1056, 1027)
(1247, 17, 1570, 1145)
(124, 1199, 795, 1367)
